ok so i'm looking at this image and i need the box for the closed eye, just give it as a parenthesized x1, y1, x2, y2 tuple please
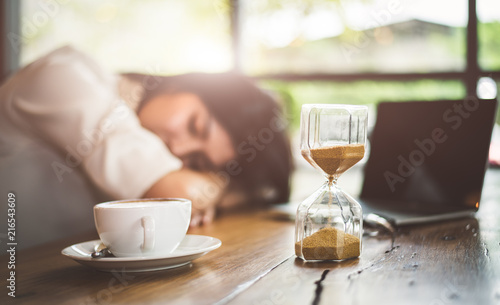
(188, 113, 212, 140)
(200, 116, 212, 140)
(187, 115, 197, 136)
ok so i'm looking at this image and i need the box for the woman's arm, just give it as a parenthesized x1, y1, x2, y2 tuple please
(143, 169, 226, 226)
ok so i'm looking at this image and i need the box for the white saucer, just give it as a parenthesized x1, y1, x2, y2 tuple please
(61, 234, 221, 272)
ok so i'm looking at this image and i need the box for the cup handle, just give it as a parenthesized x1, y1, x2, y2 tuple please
(141, 216, 155, 252)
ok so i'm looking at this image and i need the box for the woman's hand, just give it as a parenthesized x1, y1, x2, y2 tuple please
(142, 169, 224, 227)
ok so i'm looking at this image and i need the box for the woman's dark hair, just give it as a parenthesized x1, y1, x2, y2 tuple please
(123, 72, 293, 205)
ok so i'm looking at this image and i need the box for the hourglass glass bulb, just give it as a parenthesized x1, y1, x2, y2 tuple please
(295, 104, 367, 262)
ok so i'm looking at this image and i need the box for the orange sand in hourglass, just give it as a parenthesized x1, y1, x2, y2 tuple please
(302, 144, 365, 181)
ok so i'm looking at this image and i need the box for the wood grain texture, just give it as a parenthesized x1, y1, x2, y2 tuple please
(230, 217, 500, 305)
(1, 169, 499, 305)
(2, 211, 295, 305)
(229, 169, 500, 305)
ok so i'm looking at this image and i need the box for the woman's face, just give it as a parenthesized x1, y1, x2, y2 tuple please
(138, 93, 235, 171)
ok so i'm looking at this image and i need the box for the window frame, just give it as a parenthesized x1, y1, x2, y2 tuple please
(2, 0, 499, 94)
(229, 0, 499, 97)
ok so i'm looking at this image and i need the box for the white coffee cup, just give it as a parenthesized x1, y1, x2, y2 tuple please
(93, 198, 191, 257)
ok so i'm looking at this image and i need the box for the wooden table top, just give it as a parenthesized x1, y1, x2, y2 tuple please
(3, 168, 500, 305)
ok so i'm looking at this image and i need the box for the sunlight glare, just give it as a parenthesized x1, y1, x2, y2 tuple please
(185, 38, 232, 72)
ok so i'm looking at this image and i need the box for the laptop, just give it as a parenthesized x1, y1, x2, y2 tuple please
(359, 98, 498, 226)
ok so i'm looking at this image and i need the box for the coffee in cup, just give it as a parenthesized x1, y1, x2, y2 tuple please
(93, 198, 191, 257)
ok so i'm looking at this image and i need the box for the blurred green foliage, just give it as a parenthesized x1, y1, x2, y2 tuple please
(258, 21, 500, 128)
(260, 80, 472, 129)
(479, 22, 500, 70)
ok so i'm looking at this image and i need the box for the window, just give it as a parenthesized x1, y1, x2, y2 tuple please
(478, 0, 500, 71)
(20, 0, 232, 74)
(241, 0, 468, 74)
(239, 0, 500, 125)
(8, 0, 500, 126)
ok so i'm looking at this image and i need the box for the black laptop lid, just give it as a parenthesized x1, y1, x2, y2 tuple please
(360, 99, 498, 214)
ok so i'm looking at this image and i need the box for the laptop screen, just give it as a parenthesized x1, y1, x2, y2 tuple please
(360, 99, 498, 214)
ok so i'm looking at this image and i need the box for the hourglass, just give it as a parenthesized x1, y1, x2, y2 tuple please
(295, 104, 368, 261)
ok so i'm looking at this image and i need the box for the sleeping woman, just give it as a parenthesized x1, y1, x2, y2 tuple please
(0, 46, 292, 248)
